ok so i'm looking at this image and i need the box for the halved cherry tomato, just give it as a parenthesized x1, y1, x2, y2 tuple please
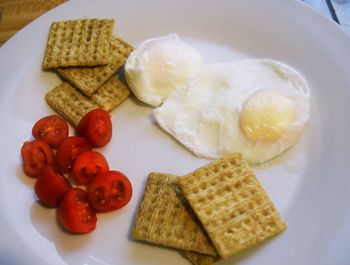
(77, 109, 112, 147)
(35, 166, 71, 207)
(32, 115, 69, 148)
(58, 188, 97, 234)
(56, 136, 92, 173)
(72, 151, 109, 186)
(87, 170, 132, 213)
(21, 139, 55, 178)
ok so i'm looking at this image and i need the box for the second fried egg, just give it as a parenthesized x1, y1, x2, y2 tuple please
(153, 59, 310, 164)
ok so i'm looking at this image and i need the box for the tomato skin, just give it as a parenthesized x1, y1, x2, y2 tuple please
(32, 115, 69, 148)
(58, 188, 97, 234)
(87, 170, 132, 213)
(21, 139, 55, 178)
(56, 136, 92, 173)
(35, 166, 71, 207)
(77, 109, 112, 147)
(72, 151, 109, 186)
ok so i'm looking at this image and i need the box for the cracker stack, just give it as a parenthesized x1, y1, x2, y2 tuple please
(133, 173, 216, 255)
(133, 173, 217, 265)
(42, 18, 133, 127)
(133, 154, 286, 265)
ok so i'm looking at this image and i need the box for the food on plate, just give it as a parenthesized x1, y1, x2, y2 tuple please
(21, 112, 132, 234)
(154, 59, 310, 164)
(87, 170, 132, 213)
(35, 166, 71, 207)
(43, 18, 132, 123)
(133, 154, 286, 263)
(125, 34, 203, 107)
(45, 82, 99, 127)
(56, 136, 92, 173)
(29, 16, 299, 249)
(22, 17, 140, 235)
(32, 114, 69, 148)
(77, 108, 112, 147)
(57, 36, 133, 96)
(58, 188, 97, 234)
(21, 139, 55, 177)
(133, 173, 216, 256)
(179, 153, 286, 258)
(42, 19, 114, 69)
(72, 150, 109, 185)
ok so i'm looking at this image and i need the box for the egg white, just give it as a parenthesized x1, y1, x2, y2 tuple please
(153, 59, 310, 164)
(125, 34, 203, 107)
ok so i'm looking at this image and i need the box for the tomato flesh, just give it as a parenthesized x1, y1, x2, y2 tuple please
(58, 188, 97, 234)
(21, 139, 55, 178)
(72, 151, 109, 186)
(56, 136, 92, 173)
(77, 109, 112, 147)
(87, 170, 132, 213)
(32, 115, 69, 148)
(35, 166, 71, 207)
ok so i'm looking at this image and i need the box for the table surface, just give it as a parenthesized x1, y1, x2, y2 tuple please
(0, 0, 348, 46)
(0, 0, 66, 46)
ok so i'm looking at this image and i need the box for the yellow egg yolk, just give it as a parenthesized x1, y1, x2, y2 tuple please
(240, 89, 296, 141)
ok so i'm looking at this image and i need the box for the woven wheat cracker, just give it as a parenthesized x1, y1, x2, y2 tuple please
(42, 18, 114, 69)
(179, 251, 214, 265)
(57, 36, 133, 96)
(133, 173, 216, 255)
(45, 82, 98, 127)
(90, 75, 130, 112)
(179, 154, 287, 259)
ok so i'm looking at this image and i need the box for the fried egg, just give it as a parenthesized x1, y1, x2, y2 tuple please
(153, 59, 310, 164)
(125, 34, 203, 107)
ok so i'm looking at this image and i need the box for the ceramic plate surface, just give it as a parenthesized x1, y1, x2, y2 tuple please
(0, 0, 350, 264)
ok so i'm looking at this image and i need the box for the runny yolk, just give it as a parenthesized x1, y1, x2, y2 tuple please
(240, 89, 296, 141)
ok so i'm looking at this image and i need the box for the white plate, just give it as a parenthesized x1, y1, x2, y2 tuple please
(1, 0, 350, 264)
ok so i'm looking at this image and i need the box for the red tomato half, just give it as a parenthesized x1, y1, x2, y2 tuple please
(32, 115, 69, 148)
(35, 166, 71, 207)
(21, 139, 55, 178)
(72, 151, 109, 186)
(58, 188, 97, 234)
(77, 109, 112, 147)
(56, 136, 92, 173)
(87, 170, 132, 213)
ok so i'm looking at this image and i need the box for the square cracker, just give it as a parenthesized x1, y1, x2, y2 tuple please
(133, 173, 216, 255)
(179, 154, 287, 259)
(45, 82, 98, 127)
(90, 75, 130, 112)
(42, 18, 114, 69)
(57, 36, 133, 96)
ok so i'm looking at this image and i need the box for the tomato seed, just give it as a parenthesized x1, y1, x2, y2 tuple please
(95, 187, 105, 202)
